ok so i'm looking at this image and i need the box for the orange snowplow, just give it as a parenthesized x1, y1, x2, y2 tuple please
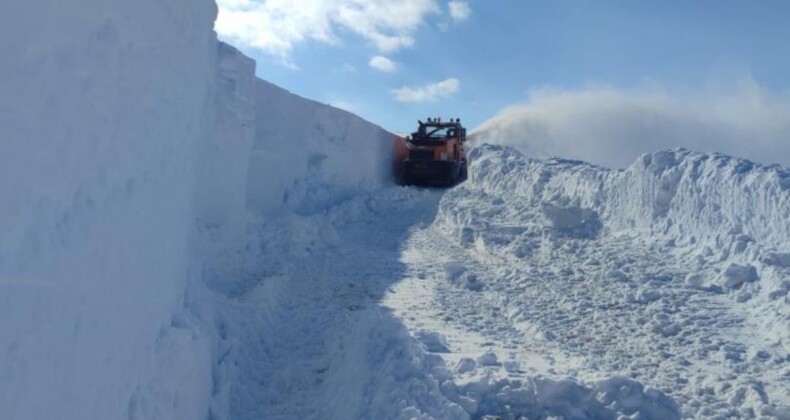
(393, 118, 468, 187)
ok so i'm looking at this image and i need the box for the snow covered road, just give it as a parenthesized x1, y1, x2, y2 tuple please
(204, 183, 678, 418)
(207, 188, 468, 419)
(200, 145, 790, 420)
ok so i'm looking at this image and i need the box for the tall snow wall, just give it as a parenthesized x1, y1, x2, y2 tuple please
(0, 0, 220, 418)
(247, 79, 391, 215)
(0, 1, 391, 419)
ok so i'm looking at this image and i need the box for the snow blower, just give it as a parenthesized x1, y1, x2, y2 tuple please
(393, 118, 468, 187)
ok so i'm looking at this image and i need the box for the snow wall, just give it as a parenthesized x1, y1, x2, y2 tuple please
(0, 1, 391, 418)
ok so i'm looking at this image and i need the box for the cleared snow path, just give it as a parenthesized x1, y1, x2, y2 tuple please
(201, 140, 790, 420)
(206, 188, 468, 419)
(204, 182, 681, 419)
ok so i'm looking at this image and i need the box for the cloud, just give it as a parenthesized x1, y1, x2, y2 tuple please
(215, 0, 439, 60)
(471, 79, 790, 168)
(448, 1, 471, 22)
(393, 78, 460, 102)
(368, 56, 396, 72)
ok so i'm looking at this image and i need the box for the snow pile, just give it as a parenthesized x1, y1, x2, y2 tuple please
(458, 145, 790, 304)
(429, 143, 790, 417)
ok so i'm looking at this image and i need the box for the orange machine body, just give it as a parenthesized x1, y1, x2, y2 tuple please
(393, 118, 468, 187)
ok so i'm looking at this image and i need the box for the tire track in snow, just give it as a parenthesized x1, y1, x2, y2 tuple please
(211, 188, 468, 419)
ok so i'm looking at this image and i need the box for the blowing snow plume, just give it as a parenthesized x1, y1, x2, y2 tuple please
(471, 80, 790, 168)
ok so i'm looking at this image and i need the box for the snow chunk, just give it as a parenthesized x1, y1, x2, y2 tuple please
(607, 268, 631, 283)
(476, 351, 499, 366)
(503, 360, 521, 373)
(443, 261, 483, 291)
(455, 358, 477, 374)
(721, 263, 759, 290)
(594, 376, 680, 419)
(443, 261, 467, 280)
(685, 273, 705, 288)
(414, 331, 450, 353)
(763, 404, 790, 419)
(761, 252, 790, 268)
(634, 289, 662, 304)
(541, 202, 600, 237)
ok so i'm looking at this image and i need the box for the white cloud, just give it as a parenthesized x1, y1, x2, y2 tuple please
(393, 78, 460, 102)
(472, 79, 790, 168)
(448, 1, 471, 22)
(215, 0, 439, 60)
(368, 56, 396, 72)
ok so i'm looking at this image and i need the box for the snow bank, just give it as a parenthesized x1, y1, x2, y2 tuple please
(0, 0, 392, 418)
(435, 144, 790, 416)
(462, 145, 790, 301)
(0, 0, 219, 418)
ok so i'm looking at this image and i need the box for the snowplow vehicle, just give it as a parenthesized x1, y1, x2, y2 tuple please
(393, 118, 468, 187)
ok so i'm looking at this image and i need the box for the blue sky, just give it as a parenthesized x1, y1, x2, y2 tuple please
(215, 0, 790, 135)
